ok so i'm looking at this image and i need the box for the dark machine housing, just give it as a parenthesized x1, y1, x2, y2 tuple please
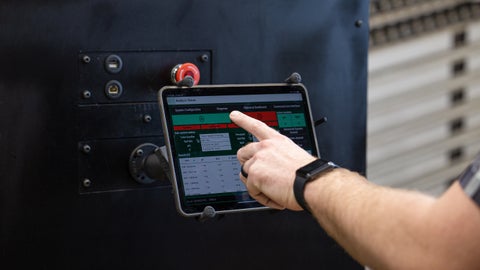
(0, 1, 368, 269)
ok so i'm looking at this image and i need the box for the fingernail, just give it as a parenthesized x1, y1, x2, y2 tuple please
(230, 110, 239, 117)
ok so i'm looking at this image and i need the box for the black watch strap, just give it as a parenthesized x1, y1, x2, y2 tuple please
(294, 174, 312, 213)
(294, 159, 338, 214)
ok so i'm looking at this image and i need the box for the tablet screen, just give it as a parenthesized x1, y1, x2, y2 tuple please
(159, 84, 319, 216)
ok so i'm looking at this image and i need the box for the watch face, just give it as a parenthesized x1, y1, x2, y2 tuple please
(298, 159, 329, 177)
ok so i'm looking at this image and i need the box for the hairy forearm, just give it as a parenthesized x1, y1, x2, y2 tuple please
(305, 168, 480, 269)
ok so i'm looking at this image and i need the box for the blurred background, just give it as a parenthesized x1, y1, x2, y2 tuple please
(367, 0, 480, 195)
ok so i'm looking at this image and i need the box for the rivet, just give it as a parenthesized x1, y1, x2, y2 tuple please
(200, 54, 209, 63)
(82, 144, 91, 154)
(82, 90, 92, 99)
(355, 20, 363, 28)
(83, 178, 92, 188)
(82, 55, 91, 63)
(143, 114, 152, 123)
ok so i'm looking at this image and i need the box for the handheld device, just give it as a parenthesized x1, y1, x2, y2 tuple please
(159, 83, 320, 217)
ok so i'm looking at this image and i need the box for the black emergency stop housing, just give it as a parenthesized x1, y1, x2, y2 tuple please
(0, 1, 368, 269)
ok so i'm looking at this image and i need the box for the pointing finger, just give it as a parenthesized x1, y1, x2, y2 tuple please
(230, 110, 279, 141)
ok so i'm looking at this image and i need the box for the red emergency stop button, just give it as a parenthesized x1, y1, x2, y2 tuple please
(171, 63, 200, 86)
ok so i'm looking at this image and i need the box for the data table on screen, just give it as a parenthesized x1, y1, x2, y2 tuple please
(179, 155, 244, 196)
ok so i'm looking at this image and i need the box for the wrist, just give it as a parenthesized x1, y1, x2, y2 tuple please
(293, 158, 338, 213)
(304, 168, 353, 216)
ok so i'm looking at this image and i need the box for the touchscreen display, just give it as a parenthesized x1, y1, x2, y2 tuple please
(159, 84, 319, 216)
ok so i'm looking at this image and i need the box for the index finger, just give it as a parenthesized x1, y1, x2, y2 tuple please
(229, 110, 279, 141)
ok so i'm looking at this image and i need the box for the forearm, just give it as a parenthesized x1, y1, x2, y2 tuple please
(229, 111, 480, 268)
(305, 168, 480, 269)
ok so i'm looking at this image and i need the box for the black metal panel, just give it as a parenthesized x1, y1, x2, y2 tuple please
(0, 1, 368, 269)
(76, 50, 211, 193)
(77, 51, 212, 105)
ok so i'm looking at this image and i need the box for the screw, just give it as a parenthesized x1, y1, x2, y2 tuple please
(135, 149, 144, 157)
(82, 144, 91, 154)
(82, 55, 91, 63)
(200, 54, 209, 63)
(355, 20, 363, 28)
(143, 114, 152, 123)
(83, 178, 91, 188)
(82, 90, 92, 99)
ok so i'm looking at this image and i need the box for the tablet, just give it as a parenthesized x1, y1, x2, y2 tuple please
(159, 83, 320, 217)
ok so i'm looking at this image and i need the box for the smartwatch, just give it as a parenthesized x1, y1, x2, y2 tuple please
(294, 158, 338, 213)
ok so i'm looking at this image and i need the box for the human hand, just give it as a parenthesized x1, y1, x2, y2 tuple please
(229, 110, 317, 210)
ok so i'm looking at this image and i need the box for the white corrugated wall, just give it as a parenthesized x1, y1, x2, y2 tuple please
(368, 0, 480, 196)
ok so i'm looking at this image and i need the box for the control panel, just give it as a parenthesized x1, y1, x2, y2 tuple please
(77, 51, 212, 193)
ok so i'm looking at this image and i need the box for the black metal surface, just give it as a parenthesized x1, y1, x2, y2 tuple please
(77, 50, 211, 193)
(0, 1, 368, 269)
